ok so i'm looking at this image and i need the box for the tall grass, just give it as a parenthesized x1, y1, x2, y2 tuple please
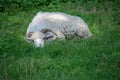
(0, 1, 119, 80)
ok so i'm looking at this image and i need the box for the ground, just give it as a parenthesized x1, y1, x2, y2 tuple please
(0, 1, 120, 80)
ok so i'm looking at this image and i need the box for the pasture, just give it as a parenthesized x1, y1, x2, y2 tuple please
(0, 1, 119, 80)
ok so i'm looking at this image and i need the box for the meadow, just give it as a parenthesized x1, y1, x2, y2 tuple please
(0, 1, 120, 80)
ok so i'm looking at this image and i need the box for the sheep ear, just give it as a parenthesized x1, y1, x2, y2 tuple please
(43, 35, 54, 40)
(25, 37, 33, 43)
(26, 37, 32, 41)
(26, 32, 34, 42)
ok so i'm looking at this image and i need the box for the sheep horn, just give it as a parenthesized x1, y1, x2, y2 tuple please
(40, 28, 57, 36)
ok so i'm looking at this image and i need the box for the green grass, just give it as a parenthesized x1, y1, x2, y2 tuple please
(0, 1, 120, 80)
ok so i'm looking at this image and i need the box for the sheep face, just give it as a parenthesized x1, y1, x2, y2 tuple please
(26, 32, 45, 47)
(26, 31, 56, 47)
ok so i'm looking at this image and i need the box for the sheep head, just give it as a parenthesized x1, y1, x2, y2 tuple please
(26, 29, 57, 47)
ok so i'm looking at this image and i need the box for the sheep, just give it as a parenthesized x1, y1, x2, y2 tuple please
(26, 11, 92, 47)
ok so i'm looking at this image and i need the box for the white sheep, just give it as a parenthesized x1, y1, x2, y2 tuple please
(26, 11, 92, 47)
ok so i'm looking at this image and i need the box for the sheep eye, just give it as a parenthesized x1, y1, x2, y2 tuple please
(30, 39, 34, 43)
(43, 37, 48, 40)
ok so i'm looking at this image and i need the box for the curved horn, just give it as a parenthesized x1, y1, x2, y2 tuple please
(26, 32, 34, 38)
(41, 28, 57, 36)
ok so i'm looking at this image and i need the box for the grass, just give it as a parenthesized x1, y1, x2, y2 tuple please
(0, 1, 120, 80)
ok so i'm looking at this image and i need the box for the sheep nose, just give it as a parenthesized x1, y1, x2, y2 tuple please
(34, 39, 44, 47)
